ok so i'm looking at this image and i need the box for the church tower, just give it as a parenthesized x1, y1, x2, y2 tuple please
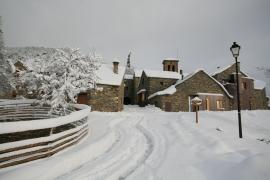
(163, 58, 179, 72)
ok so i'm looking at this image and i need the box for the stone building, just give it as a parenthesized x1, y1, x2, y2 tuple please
(77, 61, 125, 112)
(123, 52, 142, 105)
(212, 63, 268, 110)
(136, 59, 182, 107)
(148, 70, 233, 112)
(133, 70, 142, 104)
(123, 58, 135, 105)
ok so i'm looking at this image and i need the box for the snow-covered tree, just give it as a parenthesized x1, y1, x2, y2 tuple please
(0, 16, 15, 98)
(21, 48, 100, 113)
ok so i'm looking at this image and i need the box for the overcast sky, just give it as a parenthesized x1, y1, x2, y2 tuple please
(1, 0, 270, 79)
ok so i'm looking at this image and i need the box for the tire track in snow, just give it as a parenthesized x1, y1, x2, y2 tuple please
(119, 118, 155, 180)
(56, 115, 153, 180)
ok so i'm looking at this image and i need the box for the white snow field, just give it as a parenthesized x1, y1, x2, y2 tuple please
(1, 106, 270, 180)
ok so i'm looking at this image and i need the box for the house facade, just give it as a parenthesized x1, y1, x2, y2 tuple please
(148, 70, 233, 112)
(137, 69, 181, 107)
(77, 61, 125, 112)
(124, 58, 268, 112)
(212, 63, 268, 110)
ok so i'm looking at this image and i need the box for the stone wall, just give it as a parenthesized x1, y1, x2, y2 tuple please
(124, 79, 134, 104)
(150, 70, 232, 112)
(163, 60, 178, 72)
(87, 82, 124, 112)
(148, 78, 178, 97)
(133, 77, 140, 104)
(251, 88, 268, 110)
(213, 63, 242, 82)
(213, 63, 268, 110)
(138, 72, 178, 102)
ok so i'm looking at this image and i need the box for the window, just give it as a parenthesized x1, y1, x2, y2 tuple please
(142, 78, 144, 85)
(168, 65, 171, 71)
(242, 82, 247, 90)
(216, 100, 223, 110)
(160, 82, 164, 85)
(229, 75, 235, 83)
(205, 98, 210, 110)
(172, 65, 175, 72)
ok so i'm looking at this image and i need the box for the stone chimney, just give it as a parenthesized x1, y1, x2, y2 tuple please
(113, 61, 119, 74)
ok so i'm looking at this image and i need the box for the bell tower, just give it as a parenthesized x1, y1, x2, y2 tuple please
(163, 58, 179, 72)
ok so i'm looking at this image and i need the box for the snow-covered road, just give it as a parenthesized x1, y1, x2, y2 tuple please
(1, 106, 270, 180)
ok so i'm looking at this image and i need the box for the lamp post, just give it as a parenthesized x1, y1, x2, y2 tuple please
(191, 97, 202, 124)
(230, 42, 243, 138)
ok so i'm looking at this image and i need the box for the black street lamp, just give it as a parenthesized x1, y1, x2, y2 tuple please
(230, 42, 243, 138)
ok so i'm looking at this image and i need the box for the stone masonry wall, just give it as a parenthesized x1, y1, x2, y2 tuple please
(148, 78, 178, 97)
(133, 77, 140, 104)
(251, 88, 268, 110)
(150, 71, 232, 112)
(213, 63, 241, 82)
(213, 63, 268, 110)
(88, 83, 124, 112)
(124, 79, 134, 104)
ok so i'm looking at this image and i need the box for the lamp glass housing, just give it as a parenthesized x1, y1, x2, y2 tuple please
(230, 42, 241, 58)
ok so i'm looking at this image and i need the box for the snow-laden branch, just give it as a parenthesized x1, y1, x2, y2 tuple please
(20, 48, 100, 113)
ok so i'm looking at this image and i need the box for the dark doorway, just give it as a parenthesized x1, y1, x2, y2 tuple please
(165, 102, 172, 112)
(124, 97, 131, 105)
(77, 93, 88, 105)
(138, 92, 146, 107)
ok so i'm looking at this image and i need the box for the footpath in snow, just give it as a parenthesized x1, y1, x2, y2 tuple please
(0, 106, 270, 180)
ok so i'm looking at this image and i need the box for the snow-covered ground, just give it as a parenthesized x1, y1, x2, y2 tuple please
(1, 106, 270, 180)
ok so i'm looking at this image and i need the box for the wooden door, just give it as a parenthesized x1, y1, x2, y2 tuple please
(165, 102, 172, 112)
(77, 93, 88, 105)
(205, 98, 210, 110)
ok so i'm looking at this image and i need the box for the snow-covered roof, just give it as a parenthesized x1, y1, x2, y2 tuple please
(212, 64, 234, 76)
(211, 63, 248, 77)
(124, 74, 134, 80)
(149, 69, 233, 99)
(137, 89, 146, 94)
(254, 79, 266, 90)
(148, 86, 176, 99)
(144, 69, 181, 79)
(163, 58, 179, 61)
(196, 93, 224, 96)
(242, 76, 254, 80)
(134, 70, 142, 78)
(96, 63, 125, 86)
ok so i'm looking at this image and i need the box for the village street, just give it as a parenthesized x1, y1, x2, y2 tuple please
(1, 106, 270, 180)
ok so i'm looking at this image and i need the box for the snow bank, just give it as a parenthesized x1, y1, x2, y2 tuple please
(0, 130, 117, 180)
(1, 107, 270, 180)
